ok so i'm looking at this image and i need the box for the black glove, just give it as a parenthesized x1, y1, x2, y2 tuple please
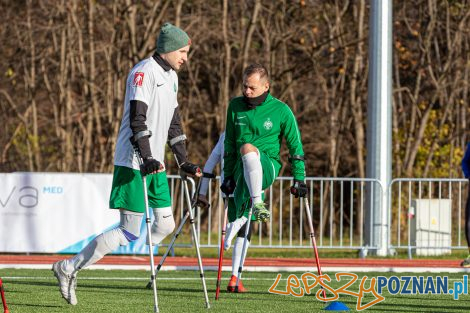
(180, 162, 201, 176)
(196, 195, 210, 210)
(290, 179, 308, 198)
(140, 157, 161, 176)
(220, 176, 236, 195)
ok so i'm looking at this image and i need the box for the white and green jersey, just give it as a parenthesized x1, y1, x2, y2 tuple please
(114, 57, 179, 170)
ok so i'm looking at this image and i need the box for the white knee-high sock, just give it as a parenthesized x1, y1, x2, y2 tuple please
(242, 151, 263, 204)
(224, 216, 247, 251)
(65, 228, 128, 273)
(232, 237, 250, 276)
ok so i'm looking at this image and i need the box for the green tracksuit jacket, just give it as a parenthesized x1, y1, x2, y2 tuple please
(224, 92, 305, 217)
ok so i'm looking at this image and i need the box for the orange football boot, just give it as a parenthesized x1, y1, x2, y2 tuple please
(227, 275, 247, 293)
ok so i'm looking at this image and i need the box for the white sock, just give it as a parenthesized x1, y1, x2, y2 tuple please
(232, 237, 249, 276)
(242, 151, 263, 204)
(65, 228, 128, 273)
(224, 216, 247, 251)
(148, 207, 175, 245)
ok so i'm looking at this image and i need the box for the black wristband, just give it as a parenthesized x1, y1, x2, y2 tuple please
(181, 162, 200, 175)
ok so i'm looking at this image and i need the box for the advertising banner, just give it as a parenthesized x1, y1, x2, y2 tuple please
(0, 173, 156, 254)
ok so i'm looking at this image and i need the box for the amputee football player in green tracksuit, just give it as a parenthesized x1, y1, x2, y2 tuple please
(221, 63, 308, 292)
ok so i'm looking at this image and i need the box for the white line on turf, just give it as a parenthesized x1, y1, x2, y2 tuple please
(1, 264, 470, 273)
(1, 276, 468, 281)
(0, 276, 274, 281)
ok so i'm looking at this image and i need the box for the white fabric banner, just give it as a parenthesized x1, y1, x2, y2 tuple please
(0, 172, 155, 254)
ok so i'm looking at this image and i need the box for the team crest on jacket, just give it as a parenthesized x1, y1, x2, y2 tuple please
(133, 72, 144, 87)
(263, 118, 273, 130)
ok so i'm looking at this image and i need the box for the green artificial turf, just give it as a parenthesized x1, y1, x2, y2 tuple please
(0, 269, 469, 312)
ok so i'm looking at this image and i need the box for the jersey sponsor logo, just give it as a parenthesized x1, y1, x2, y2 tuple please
(237, 116, 247, 120)
(133, 72, 144, 87)
(264, 118, 273, 130)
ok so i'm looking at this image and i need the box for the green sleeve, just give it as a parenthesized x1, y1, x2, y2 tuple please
(223, 102, 237, 178)
(281, 105, 306, 180)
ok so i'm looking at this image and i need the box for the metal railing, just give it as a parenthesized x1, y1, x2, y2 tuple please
(166, 175, 468, 258)
(388, 178, 468, 258)
(173, 176, 382, 251)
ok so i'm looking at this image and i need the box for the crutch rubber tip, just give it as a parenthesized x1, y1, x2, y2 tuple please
(145, 281, 153, 289)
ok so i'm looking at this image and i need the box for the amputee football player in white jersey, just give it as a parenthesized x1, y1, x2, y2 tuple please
(52, 23, 201, 306)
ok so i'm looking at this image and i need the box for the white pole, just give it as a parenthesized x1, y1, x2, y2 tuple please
(365, 0, 393, 256)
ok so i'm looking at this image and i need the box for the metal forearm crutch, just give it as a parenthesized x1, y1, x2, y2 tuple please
(145, 172, 215, 289)
(181, 173, 211, 309)
(215, 197, 229, 300)
(303, 197, 327, 300)
(235, 204, 253, 292)
(131, 142, 159, 313)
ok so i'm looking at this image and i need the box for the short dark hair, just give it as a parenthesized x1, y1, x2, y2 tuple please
(243, 63, 269, 82)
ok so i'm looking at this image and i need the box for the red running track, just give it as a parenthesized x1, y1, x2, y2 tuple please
(0, 254, 462, 268)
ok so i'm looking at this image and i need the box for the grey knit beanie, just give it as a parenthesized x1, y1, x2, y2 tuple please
(156, 23, 191, 54)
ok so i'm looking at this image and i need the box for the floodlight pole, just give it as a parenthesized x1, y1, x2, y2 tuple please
(365, 0, 393, 256)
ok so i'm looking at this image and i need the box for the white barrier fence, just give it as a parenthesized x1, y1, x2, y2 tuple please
(200, 177, 383, 253)
(388, 178, 468, 258)
(1, 173, 466, 257)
